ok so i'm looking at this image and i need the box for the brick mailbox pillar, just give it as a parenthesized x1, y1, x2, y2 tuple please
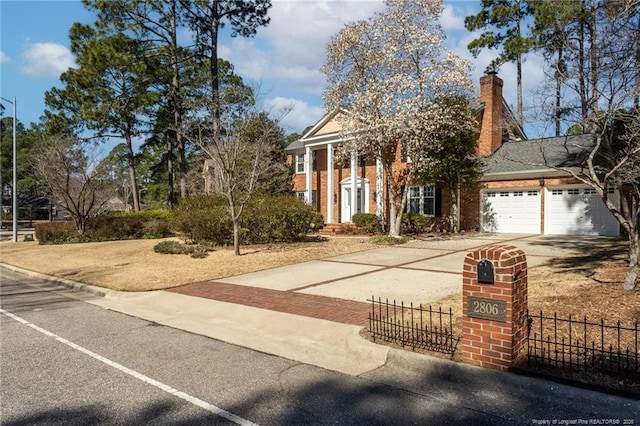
(462, 245, 528, 371)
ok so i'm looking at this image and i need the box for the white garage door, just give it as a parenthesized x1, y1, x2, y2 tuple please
(544, 186, 619, 236)
(481, 189, 541, 234)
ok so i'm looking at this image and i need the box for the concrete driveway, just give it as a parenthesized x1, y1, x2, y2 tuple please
(216, 233, 609, 305)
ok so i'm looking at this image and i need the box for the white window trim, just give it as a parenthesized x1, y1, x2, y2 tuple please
(406, 186, 436, 217)
(297, 190, 317, 207)
(295, 153, 306, 174)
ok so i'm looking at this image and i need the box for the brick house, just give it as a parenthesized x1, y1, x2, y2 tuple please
(285, 72, 620, 237)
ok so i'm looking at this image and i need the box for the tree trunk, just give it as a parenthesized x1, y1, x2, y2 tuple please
(450, 178, 460, 233)
(579, 16, 588, 122)
(169, 0, 188, 200)
(209, 2, 221, 146)
(624, 231, 639, 290)
(589, 0, 598, 117)
(229, 195, 241, 256)
(555, 47, 563, 137)
(166, 134, 176, 208)
(516, 54, 524, 127)
(125, 129, 141, 211)
(384, 160, 400, 237)
(634, 13, 640, 109)
(232, 219, 241, 256)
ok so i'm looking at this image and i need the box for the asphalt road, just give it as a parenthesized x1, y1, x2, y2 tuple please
(0, 269, 489, 425)
(1, 268, 638, 425)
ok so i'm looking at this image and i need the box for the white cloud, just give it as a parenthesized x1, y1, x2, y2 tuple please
(218, 1, 549, 136)
(0, 51, 9, 64)
(264, 96, 325, 134)
(20, 42, 75, 78)
(221, 1, 385, 98)
(439, 4, 466, 31)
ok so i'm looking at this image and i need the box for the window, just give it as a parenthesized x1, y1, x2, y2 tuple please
(568, 189, 580, 195)
(527, 190, 538, 196)
(295, 152, 317, 173)
(499, 191, 509, 197)
(552, 189, 563, 195)
(513, 191, 523, 197)
(296, 190, 317, 207)
(342, 155, 365, 169)
(295, 153, 306, 173)
(407, 186, 435, 216)
(584, 188, 596, 195)
(487, 192, 496, 197)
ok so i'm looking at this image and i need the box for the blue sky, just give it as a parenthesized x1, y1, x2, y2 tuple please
(0, 0, 547, 143)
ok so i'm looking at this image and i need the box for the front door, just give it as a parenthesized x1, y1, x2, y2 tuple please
(340, 178, 368, 223)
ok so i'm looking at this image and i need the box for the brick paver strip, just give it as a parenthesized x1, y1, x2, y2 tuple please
(168, 281, 371, 326)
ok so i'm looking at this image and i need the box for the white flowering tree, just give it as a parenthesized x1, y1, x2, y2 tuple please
(322, 0, 476, 237)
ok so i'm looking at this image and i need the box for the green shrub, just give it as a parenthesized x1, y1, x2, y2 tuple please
(352, 213, 381, 234)
(153, 240, 215, 258)
(170, 194, 324, 245)
(368, 235, 411, 245)
(85, 215, 144, 241)
(107, 210, 172, 239)
(171, 194, 233, 244)
(242, 195, 324, 243)
(141, 218, 172, 239)
(35, 221, 87, 244)
(35, 210, 172, 244)
(111, 210, 171, 221)
(153, 240, 185, 254)
(401, 213, 431, 235)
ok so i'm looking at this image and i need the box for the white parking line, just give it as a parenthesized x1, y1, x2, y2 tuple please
(0, 308, 258, 426)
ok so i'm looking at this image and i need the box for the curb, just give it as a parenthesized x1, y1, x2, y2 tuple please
(0, 263, 110, 298)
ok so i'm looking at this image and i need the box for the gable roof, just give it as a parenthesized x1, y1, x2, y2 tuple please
(481, 134, 594, 181)
(285, 109, 346, 153)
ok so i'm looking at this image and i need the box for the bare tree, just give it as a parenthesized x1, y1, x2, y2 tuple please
(34, 135, 116, 232)
(520, 1, 640, 290)
(186, 104, 290, 256)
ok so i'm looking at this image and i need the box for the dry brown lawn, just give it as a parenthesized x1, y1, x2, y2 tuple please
(431, 238, 639, 327)
(0, 236, 378, 291)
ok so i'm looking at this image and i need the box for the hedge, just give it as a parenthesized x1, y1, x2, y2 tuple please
(35, 210, 172, 244)
(352, 213, 382, 234)
(171, 194, 324, 245)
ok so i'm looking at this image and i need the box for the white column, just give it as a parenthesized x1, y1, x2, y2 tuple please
(350, 150, 357, 221)
(326, 143, 334, 224)
(376, 158, 383, 219)
(305, 146, 312, 205)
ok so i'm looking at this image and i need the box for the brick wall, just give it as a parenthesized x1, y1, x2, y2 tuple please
(462, 245, 528, 371)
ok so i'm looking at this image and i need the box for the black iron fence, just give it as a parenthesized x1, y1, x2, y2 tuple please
(367, 297, 459, 356)
(525, 310, 639, 384)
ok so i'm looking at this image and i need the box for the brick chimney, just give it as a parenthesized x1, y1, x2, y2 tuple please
(477, 72, 503, 156)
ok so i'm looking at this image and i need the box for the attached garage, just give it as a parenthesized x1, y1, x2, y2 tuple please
(544, 185, 619, 237)
(481, 189, 541, 234)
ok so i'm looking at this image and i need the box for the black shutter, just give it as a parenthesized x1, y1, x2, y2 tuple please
(435, 187, 442, 217)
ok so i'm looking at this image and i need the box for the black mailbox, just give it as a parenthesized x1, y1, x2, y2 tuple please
(477, 259, 494, 284)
